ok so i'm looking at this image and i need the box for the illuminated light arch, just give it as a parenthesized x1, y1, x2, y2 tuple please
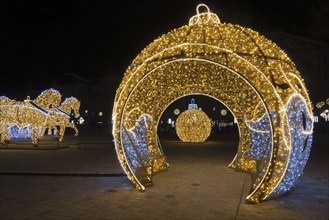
(112, 4, 313, 203)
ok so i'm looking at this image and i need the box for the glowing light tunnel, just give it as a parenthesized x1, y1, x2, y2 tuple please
(112, 4, 313, 203)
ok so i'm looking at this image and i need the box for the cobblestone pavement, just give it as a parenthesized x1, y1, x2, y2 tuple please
(0, 132, 328, 220)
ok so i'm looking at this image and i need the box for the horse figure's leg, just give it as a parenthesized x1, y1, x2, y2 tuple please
(31, 126, 42, 146)
(72, 125, 79, 144)
(73, 124, 79, 136)
(47, 126, 52, 135)
(0, 126, 11, 144)
(58, 126, 65, 142)
(65, 122, 79, 137)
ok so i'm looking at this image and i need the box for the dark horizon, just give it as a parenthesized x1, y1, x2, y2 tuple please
(1, 0, 327, 99)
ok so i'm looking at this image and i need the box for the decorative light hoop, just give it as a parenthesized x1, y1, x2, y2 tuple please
(118, 57, 276, 199)
(118, 58, 273, 144)
(195, 3, 212, 24)
(116, 42, 287, 110)
(196, 3, 210, 15)
(189, 3, 221, 25)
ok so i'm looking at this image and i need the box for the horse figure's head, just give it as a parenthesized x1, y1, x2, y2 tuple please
(34, 88, 62, 109)
(59, 97, 81, 118)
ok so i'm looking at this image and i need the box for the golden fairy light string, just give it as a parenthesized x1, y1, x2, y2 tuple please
(112, 3, 313, 203)
(175, 109, 212, 142)
(0, 89, 81, 145)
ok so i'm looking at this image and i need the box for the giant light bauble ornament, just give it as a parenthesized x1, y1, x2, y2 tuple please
(176, 109, 212, 142)
(112, 3, 314, 203)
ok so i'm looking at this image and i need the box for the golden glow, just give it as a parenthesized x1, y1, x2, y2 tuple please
(112, 4, 313, 203)
(175, 109, 211, 142)
(221, 109, 227, 116)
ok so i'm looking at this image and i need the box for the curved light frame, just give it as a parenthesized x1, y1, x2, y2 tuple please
(112, 4, 313, 203)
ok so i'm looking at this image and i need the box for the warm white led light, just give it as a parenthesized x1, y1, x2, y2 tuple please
(175, 109, 211, 142)
(0, 89, 81, 145)
(112, 4, 313, 203)
(221, 109, 227, 116)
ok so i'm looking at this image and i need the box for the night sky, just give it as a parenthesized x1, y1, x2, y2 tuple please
(1, 0, 321, 97)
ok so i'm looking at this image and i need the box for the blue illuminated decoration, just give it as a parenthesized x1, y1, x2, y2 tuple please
(10, 125, 32, 139)
(188, 98, 198, 109)
(269, 95, 313, 198)
(122, 115, 152, 172)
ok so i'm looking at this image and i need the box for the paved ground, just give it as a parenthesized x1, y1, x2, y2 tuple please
(0, 131, 328, 220)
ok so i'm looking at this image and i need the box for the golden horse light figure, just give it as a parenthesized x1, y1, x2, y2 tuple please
(0, 89, 80, 145)
(0, 91, 58, 145)
(47, 97, 81, 142)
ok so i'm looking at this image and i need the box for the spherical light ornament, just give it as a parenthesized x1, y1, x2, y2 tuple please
(99, 112, 103, 116)
(174, 109, 180, 115)
(175, 109, 211, 142)
(221, 109, 227, 116)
